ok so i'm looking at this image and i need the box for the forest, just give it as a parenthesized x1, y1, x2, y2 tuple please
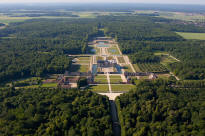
(0, 19, 99, 84)
(116, 80, 205, 136)
(0, 88, 113, 136)
(101, 16, 205, 80)
(1, 15, 205, 85)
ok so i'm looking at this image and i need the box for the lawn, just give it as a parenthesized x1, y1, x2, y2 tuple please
(77, 57, 90, 61)
(16, 85, 40, 89)
(41, 83, 58, 88)
(110, 78, 122, 84)
(110, 75, 121, 78)
(87, 85, 109, 92)
(154, 52, 179, 66)
(157, 74, 171, 80)
(107, 56, 113, 60)
(95, 75, 106, 78)
(117, 56, 125, 63)
(108, 47, 120, 55)
(94, 78, 108, 84)
(160, 56, 178, 66)
(176, 32, 205, 40)
(70, 64, 89, 72)
(111, 85, 135, 92)
(97, 56, 104, 61)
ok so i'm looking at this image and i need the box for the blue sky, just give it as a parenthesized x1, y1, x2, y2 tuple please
(0, 0, 205, 5)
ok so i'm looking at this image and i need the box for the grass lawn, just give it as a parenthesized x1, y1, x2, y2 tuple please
(110, 78, 122, 84)
(95, 75, 106, 78)
(107, 56, 113, 60)
(138, 76, 149, 80)
(110, 75, 121, 78)
(94, 78, 108, 84)
(16, 85, 40, 89)
(108, 47, 120, 55)
(117, 57, 125, 63)
(87, 85, 109, 92)
(70, 64, 89, 72)
(77, 57, 90, 61)
(97, 56, 104, 61)
(133, 64, 141, 72)
(154, 52, 179, 66)
(176, 32, 205, 40)
(161, 56, 178, 66)
(41, 83, 57, 88)
(157, 74, 171, 80)
(111, 85, 135, 92)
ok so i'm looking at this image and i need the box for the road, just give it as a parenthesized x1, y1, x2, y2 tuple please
(123, 56, 136, 73)
(106, 72, 112, 93)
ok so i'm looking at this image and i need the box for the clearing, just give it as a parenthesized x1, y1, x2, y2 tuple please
(176, 32, 205, 40)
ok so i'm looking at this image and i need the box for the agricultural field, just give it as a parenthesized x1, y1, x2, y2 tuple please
(137, 63, 168, 73)
(135, 10, 205, 22)
(88, 85, 109, 92)
(111, 84, 135, 92)
(176, 32, 205, 40)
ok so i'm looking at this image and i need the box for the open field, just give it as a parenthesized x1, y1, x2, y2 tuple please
(135, 10, 205, 22)
(0, 15, 76, 24)
(176, 32, 205, 40)
(111, 85, 135, 92)
(137, 63, 168, 73)
(88, 85, 109, 92)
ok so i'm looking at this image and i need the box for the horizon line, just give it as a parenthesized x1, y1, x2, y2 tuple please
(0, 2, 204, 6)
